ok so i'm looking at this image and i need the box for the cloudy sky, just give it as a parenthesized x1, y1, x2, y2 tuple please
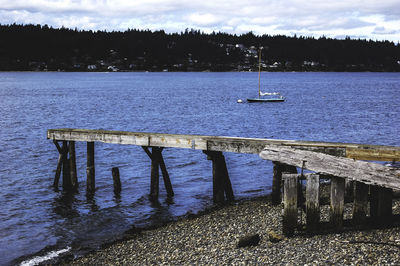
(1, 0, 400, 42)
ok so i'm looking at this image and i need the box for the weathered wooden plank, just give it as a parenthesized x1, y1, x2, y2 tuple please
(346, 147, 400, 161)
(47, 129, 400, 161)
(306, 174, 320, 233)
(352, 181, 368, 225)
(283, 173, 298, 236)
(260, 145, 400, 190)
(86, 142, 95, 194)
(330, 176, 345, 231)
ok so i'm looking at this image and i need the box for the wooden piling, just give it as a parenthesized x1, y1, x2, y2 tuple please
(272, 162, 284, 205)
(150, 147, 161, 200)
(352, 181, 368, 225)
(370, 186, 392, 225)
(159, 152, 174, 197)
(69, 141, 78, 189)
(272, 163, 297, 205)
(282, 173, 298, 236)
(220, 157, 234, 202)
(112, 167, 121, 195)
(62, 141, 72, 190)
(306, 173, 320, 233)
(54, 153, 63, 189)
(86, 142, 95, 194)
(330, 176, 345, 231)
(204, 151, 234, 204)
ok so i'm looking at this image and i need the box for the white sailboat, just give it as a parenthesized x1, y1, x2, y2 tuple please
(247, 48, 285, 102)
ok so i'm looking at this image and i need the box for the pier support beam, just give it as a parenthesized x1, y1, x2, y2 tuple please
(330, 176, 345, 231)
(86, 142, 95, 194)
(204, 151, 234, 204)
(143, 146, 174, 200)
(306, 174, 320, 233)
(61, 141, 73, 190)
(370, 186, 392, 226)
(272, 162, 297, 205)
(352, 181, 368, 225)
(112, 167, 121, 195)
(69, 141, 78, 189)
(282, 173, 298, 236)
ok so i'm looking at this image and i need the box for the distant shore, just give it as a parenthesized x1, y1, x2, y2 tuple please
(62, 196, 400, 265)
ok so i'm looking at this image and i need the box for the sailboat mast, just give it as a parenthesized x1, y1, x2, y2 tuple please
(258, 48, 261, 98)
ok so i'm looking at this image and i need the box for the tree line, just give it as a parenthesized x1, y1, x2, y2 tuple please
(0, 23, 399, 71)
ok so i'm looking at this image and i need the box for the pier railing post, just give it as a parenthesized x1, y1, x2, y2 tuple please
(306, 173, 320, 233)
(282, 173, 298, 236)
(86, 142, 95, 194)
(330, 176, 345, 231)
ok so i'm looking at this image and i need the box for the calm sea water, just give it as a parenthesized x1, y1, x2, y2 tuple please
(0, 72, 399, 265)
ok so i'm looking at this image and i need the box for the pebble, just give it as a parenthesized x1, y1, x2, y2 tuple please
(65, 197, 400, 265)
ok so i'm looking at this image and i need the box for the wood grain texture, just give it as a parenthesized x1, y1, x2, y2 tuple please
(47, 128, 400, 161)
(260, 145, 400, 190)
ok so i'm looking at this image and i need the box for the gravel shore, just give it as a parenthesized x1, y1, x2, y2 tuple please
(67, 196, 400, 265)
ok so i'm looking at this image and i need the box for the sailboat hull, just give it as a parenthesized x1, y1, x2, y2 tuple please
(247, 98, 285, 102)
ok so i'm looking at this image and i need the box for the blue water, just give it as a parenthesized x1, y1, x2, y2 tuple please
(0, 72, 399, 265)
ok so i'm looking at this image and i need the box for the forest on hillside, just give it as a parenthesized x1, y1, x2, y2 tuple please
(0, 24, 399, 72)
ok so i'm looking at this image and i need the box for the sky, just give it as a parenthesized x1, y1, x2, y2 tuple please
(1, 0, 400, 42)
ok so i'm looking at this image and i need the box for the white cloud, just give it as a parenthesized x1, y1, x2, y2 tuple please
(0, 0, 399, 41)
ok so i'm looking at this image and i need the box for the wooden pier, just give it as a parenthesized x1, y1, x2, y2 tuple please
(48, 128, 400, 235)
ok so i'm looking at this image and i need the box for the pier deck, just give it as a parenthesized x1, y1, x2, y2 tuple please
(47, 128, 400, 235)
(48, 128, 400, 161)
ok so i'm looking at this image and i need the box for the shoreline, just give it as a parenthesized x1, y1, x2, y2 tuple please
(61, 195, 400, 265)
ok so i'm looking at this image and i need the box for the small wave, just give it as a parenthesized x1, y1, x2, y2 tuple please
(19, 246, 71, 266)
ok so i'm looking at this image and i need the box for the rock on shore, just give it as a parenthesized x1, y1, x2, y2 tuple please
(68, 197, 400, 265)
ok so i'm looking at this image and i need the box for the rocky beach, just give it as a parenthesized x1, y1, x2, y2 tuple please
(65, 196, 400, 265)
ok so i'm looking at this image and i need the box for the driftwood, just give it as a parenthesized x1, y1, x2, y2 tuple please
(260, 145, 400, 190)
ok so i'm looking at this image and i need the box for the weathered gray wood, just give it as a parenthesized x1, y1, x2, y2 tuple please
(86, 142, 95, 194)
(330, 176, 345, 231)
(352, 181, 368, 225)
(61, 141, 72, 190)
(159, 152, 174, 197)
(370, 186, 392, 225)
(306, 174, 320, 233)
(48, 128, 400, 161)
(272, 162, 284, 205)
(69, 141, 78, 189)
(283, 173, 298, 236)
(272, 162, 298, 205)
(150, 147, 161, 200)
(112, 167, 121, 195)
(260, 145, 400, 190)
